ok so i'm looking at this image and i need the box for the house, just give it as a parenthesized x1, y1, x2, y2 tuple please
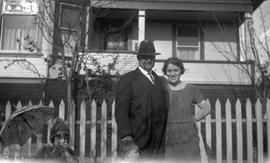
(0, 0, 49, 107)
(82, 0, 264, 103)
(0, 0, 267, 160)
(0, 0, 265, 108)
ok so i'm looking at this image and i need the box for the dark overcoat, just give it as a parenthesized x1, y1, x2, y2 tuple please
(115, 68, 168, 153)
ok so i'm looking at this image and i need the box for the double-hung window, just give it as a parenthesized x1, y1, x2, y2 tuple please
(0, 0, 38, 52)
(176, 25, 200, 60)
(59, 3, 81, 56)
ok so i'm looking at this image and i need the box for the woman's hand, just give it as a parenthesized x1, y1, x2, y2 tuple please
(195, 100, 211, 122)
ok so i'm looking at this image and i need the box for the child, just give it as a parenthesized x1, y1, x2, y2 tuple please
(118, 139, 140, 161)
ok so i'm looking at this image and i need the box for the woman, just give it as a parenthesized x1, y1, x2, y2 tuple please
(162, 57, 211, 162)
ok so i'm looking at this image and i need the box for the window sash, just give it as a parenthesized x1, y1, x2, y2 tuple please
(59, 3, 81, 32)
(176, 25, 200, 60)
(0, 15, 38, 52)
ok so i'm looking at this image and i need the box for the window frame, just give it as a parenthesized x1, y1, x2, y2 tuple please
(58, 2, 81, 56)
(175, 24, 201, 61)
(0, 0, 39, 53)
(100, 19, 130, 52)
(58, 2, 81, 32)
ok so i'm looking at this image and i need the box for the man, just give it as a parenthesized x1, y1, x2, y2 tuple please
(115, 40, 168, 160)
(36, 118, 78, 162)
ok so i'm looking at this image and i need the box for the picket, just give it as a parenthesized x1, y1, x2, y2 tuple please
(69, 101, 76, 150)
(90, 100, 97, 162)
(246, 99, 253, 163)
(14, 101, 22, 157)
(236, 99, 243, 163)
(267, 98, 270, 161)
(59, 100, 65, 119)
(225, 99, 232, 162)
(1, 97, 270, 163)
(24, 101, 33, 156)
(100, 100, 107, 161)
(80, 100, 86, 163)
(215, 99, 222, 162)
(205, 99, 212, 151)
(111, 100, 117, 158)
(256, 99, 264, 163)
(3, 101, 11, 155)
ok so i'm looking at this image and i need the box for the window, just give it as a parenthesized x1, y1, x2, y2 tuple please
(59, 3, 81, 56)
(0, 0, 38, 52)
(176, 25, 200, 60)
(102, 20, 129, 51)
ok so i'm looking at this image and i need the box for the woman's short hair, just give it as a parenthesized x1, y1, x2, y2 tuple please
(162, 57, 185, 75)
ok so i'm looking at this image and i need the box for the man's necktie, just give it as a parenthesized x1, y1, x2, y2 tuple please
(148, 71, 155, 84)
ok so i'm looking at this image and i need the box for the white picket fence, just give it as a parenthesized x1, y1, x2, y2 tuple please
(0, 97, 270, 163)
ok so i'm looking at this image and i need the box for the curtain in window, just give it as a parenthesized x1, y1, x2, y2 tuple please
(1, 15, 36, 51)
(177, 47, 198, 60)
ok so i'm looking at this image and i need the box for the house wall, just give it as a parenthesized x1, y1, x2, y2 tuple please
(204, 22, 238, 61)
(132, 21, 239, 61)
(145, 22, 173, 60)
(0, 56, 47, 78)
(153, 61, 252, 85)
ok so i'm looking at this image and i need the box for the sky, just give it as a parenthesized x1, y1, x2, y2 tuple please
(253, 0, 270, 40)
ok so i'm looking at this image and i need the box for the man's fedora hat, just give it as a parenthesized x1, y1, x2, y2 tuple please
(137, 40, 160, 55)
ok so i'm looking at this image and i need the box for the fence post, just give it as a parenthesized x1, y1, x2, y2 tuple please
(205, 99, 212, 152)
(59, 100, 65, 120)
(46, 100, 55, 145)
(101, 100, 107, 162)
(24, 101, 33, 156)
(69, 100, 76, 150)
(14, 101, 23, 157)
(236, 99, 243, 163)
(256, 98, 263, 163)
(90, 100, 97, 162)
(225, 99, 232, 162)
(246, 99, 253, 163)
(3, 101, 12, 156)
(215, 99, 222, 162)
(111, 100, 117, 159)
(267, 98, 270, 161)
(80, 100, 86, 163)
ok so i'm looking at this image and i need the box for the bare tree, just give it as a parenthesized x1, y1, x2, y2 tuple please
(2, 0, 135, 120)
(207, 8, 270, 113)
(37, 0, 137, 117)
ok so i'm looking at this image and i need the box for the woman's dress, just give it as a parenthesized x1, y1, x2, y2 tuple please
(165, 83, 204, 162)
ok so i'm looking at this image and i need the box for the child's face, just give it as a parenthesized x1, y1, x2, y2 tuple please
(53, 133, 69, 148)
(125, 148, 139, 160)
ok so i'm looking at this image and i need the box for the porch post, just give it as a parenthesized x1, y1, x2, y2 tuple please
(243, 13, 254, 60)
(138, 10, 145, 43)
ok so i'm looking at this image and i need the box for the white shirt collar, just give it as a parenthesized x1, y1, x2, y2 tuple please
(138, 66, 155, 84)
(138, 66, 149, 76)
